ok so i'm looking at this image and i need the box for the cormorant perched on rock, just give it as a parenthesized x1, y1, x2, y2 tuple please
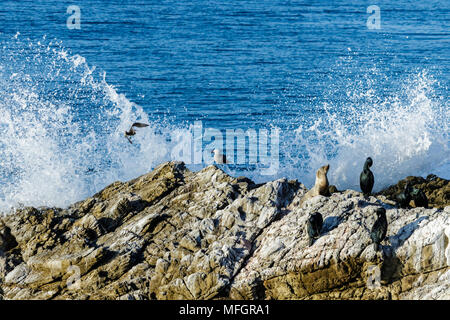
(360, 157, 374, 198)
(124, 122, 149, 144)
(396, 183, 413, 208)
(211, 149, 227, 164)
(307, 212, 323, 246)
(410, 187, 428, 208)
(370, 207, 387, 251)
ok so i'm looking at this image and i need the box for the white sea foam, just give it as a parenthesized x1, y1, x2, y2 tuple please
(0, 37, 448, 212)
(287, 70, 449, 190)
(0, 37, 177, 212)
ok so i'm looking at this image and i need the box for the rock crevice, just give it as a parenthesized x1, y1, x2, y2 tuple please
(0, 161, 448, 300)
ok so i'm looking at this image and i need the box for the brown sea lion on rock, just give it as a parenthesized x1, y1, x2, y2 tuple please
(299, 164, 330, 206)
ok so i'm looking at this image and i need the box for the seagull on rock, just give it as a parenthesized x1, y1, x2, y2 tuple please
(211, 149, 227, 164)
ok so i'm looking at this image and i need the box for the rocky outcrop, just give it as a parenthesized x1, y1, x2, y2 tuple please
(0, 162, 448, 300)
(230, 192, 449, 299)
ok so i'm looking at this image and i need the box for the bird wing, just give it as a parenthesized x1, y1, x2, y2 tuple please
(132, 122, 149, 128)
(125, 135, 133, 144)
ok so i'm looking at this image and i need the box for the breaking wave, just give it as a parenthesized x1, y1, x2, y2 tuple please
(0, 36, 448, 211)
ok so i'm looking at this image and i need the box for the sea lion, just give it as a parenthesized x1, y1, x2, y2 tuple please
(370, 207, 387, 251)
(307, 211, 323, 246)
(299, 164, 330, 206)
(410, 187, 428, 208)
(124, 122, 149, 144)
(211, 149, 227, 164)
(396, 182, 413, 208)
(360, 157, 374, 198)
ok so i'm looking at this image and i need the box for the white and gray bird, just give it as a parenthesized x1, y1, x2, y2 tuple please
(211, 148, 227, 164)
(124, 122, 149, 144)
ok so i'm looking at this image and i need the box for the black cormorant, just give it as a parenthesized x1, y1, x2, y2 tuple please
(410, 187, 428, 208)
(124, 122, 149, 144)
(307, 212, 323, 246)
(370, 207, 387, 251)
(360, 157, 374, 198)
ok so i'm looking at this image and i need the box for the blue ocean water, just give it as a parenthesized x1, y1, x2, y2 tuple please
(0, 1, 448, 210)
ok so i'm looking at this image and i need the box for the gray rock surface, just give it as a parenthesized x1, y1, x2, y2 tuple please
(0, 161, 448, 300)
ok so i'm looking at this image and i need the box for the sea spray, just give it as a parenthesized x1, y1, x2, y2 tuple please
(0, 37, 175, 211)
(289, 70, 449, 191)
(0, 36, 448, 212)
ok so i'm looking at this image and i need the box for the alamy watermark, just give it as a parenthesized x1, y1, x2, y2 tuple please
(367, 5, 381, 30)
(67, 5, 81, 30)
(66, 5, 381, 31)
(170, 121, 280, 176)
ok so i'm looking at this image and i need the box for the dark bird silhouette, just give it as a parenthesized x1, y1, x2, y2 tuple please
(410, 187, 428, 208)
(307, 212, 323, 246)
(370, 207, 387, 251)
(396, 183, 413, 208)
(360, 157, 374, 198)
(124, 122, 149, 144)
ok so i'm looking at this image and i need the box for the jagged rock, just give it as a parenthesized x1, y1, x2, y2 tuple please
(0, 161, 448, 300)
(229, 190, 449, 300)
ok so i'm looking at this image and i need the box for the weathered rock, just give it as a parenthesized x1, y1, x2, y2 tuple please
(229, 191, 449, 300)
(0, 161, 448, 300)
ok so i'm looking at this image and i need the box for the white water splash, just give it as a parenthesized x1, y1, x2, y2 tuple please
(0, 37, 177, 212)
(289, 70, 449, 190)
(0, 37, 448, 212)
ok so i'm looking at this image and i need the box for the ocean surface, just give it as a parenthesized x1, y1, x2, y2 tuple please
(0, 0, 448, 211)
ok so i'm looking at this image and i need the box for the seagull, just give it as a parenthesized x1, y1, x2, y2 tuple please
(124, 122, 149, 144)
(211, 148, 227, 164)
